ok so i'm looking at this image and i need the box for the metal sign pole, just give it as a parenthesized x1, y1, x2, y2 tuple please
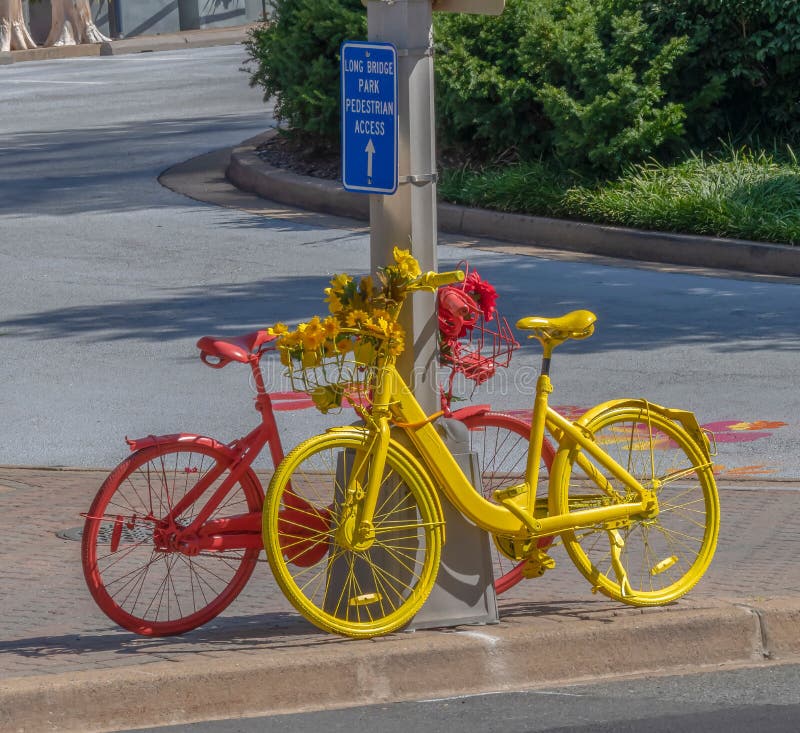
(366, 0, 439, 413)
(364, 0, 499, 629)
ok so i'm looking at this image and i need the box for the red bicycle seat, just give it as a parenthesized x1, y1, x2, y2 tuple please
(196, 330, 277, 366)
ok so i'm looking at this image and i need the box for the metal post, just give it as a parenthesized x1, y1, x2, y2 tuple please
(367, 0, 438, 412)
(108, 0, 121, 39)
(365, 0, 498, 629)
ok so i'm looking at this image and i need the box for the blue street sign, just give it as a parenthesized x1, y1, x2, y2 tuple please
(341, 41, 398, 195)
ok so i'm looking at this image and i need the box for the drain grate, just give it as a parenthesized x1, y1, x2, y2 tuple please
(58, 522, 154, 544)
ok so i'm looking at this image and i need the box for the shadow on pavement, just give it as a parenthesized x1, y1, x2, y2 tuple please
(0, 612, 346, 661)
(2, 255, 799, 353)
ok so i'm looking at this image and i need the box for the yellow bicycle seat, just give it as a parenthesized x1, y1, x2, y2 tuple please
(516, 310, 597, 350)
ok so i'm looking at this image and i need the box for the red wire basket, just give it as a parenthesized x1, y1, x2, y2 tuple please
(437, 264, 519, 407)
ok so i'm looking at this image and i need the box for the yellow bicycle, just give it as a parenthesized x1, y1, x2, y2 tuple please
(262, 264, 720, 638)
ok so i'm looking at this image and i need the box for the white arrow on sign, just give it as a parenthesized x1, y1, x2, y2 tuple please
(365, 138, 375, 179)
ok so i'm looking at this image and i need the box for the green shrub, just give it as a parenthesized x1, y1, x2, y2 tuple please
(243, 0, 366, 149)
(433, 1, 547, 161)
(435, 0, 691, 175)
(645, 1, 800, 143)
(532, 0, 689, 174)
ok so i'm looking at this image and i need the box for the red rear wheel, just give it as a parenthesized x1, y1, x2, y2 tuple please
(457, 411, 555, 594)
(82, 442, 262, 636)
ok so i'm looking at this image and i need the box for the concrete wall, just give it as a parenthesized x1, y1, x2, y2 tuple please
(22, 0, 264, 41)
(179, 0, 265, 30)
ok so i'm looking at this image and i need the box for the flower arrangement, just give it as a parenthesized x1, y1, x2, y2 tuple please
(438, 269, 499, 340)
(437, 265, 516, 398)
(268, 247, 422, 412)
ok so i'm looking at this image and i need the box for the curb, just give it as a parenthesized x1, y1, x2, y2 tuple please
(0, 25, 252, 65)
(227, 132, 800, 278)
(2, 600, 799, 732)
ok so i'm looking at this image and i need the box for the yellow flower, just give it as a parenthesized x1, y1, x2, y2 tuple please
(359, 275, 375, 300)
(330, 273, 351, 292)
(387, 321, 406, 356)
(268, 322, 289, 336)
(346, 309, 370, 327)
(336, 335, 354, 353)
(324, 288, 344, 314)
(322, 316, 340, 339)
(365, 315, 390, 337)
(392, 247, 421, 279)
(311, 385, 343, 413)
(387, 336, 405, 356)
(301, 349, 321, 368)
(279, 330, 301, 350)
(300, 316, 326, 351)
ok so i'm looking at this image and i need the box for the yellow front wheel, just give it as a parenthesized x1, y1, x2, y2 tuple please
(263, 430, 443, 638)
(554, 405, 720, 606)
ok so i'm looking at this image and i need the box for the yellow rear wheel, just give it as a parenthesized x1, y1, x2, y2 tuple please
(554, 405, 719, 605)
(263, 430, 443, 638)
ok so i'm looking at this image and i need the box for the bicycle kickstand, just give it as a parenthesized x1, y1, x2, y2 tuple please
(607, 529, 633, 598)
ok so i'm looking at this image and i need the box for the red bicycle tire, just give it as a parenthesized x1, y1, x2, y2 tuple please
(82, 441, 263, 636)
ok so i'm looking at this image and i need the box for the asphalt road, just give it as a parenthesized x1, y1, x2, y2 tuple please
(1, 45, 799, 477)
(118, 662, 800, 732)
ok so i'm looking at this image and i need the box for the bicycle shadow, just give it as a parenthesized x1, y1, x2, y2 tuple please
(498, 599, 638, 623)
(0, 612, 349, 663)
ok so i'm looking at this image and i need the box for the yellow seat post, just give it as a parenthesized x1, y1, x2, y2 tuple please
(524, 344, 554, 513)
(516, 310, 596, 515)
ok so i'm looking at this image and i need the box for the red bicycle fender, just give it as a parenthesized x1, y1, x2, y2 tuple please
(125, 433, 233, 454)
(448, 404, 493, 421)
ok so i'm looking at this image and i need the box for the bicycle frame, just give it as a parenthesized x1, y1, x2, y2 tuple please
(352, 362, 658, 542)
(119, 334, 291, 554)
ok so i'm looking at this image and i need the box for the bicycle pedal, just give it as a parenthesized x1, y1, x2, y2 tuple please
(349, 592, 382, 607)
(651, 555, 678, 576)
(521, 553, 556, 578)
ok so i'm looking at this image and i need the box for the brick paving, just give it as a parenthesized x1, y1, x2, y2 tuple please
(1, 466, 798, 681)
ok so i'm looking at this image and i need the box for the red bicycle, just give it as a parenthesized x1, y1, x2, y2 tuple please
(81, 271, 551, 636)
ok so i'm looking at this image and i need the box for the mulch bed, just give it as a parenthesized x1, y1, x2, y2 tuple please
(255, 133, 341, 180)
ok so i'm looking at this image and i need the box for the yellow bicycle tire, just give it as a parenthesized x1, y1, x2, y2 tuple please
(263, 429, 443, 638)
(553, 404, 720, 606)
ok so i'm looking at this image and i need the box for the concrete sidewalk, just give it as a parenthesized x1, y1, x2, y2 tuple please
(2, 463, 800, 732)
(0, 24, 253, 65)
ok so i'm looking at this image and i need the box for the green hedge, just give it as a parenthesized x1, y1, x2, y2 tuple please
(244, 0, 365, 149)
(243, 0, 800, 170)
(645, 0, 800, 144)
(435, 0, 690, 174)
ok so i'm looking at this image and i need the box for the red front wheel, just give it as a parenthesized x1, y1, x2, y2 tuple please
(82, 442, 263, 636)
(456, 411, 555, 594)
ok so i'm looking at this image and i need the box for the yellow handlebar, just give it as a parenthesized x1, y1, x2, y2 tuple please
(411, 270, 465, 291)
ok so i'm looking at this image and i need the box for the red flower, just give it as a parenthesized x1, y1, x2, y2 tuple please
(463, 271, 498, 321)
